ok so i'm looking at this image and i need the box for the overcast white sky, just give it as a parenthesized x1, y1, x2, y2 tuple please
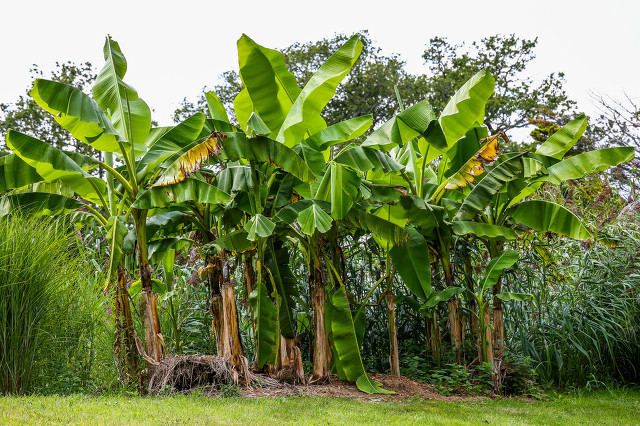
(1, 0, 638, 131)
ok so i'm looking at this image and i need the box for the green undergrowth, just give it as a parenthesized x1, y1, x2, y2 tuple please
(1, 389, 638, 425)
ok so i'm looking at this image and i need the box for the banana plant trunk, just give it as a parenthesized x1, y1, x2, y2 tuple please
(276, 336, 305, 382)
(386, 290, 401, 376)
(311, 261, 330, 380)
(136, 213, 163, 364)
(214, 252, 249, 383)
(114, 264, 139, 382)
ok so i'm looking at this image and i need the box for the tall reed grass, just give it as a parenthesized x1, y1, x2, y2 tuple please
(0, 214, 107, 394)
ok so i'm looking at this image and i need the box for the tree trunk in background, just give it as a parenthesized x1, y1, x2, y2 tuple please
(311, 264, 329, 380)
(469, 299, 482, 363)
(386, 291, 400, 376)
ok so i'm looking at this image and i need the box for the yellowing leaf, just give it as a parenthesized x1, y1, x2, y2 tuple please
(444, 132, 501, 190)
(154, 131, 226, 186)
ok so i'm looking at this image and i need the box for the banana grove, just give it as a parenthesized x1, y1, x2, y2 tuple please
(0, 34, 633, 394)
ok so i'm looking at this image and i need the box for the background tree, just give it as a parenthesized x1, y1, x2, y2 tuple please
(422, 35, 576, 137)
(0, 62, 97, 157)
(174, 32, 425, 128)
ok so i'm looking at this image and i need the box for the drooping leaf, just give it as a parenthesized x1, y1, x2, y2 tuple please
(246, 112, 271, 136)
(345, 208, 409, 246)
(452, 221, 518, 240)
(0, 192, 84, 217)
(137, 113, 206, 175)
(148, 238, 189, 265)
(454, 154, 524, 221)
(276, 36, 362, 146)
(328, 286, 394, 394)
(509, 200, 592, 240)
(92, 36, 151, 150)
(536, 114, 588, 159)
(30, 79, 124, 152)
(133, 178, 232, 208)
(542, 147, 635, 184)
(480, 249, 519, 293)
(420, 287, 466, 310)
(389, 227, 432, 300)
(439, 69, 495, 148)
(216, 165, 253, 193)
(220, 133, 314, 183)
(265, 240, 299, 339)
(0, 154, 43, 192)
(153, 132, 222, 186)
(314, 162, 360, 220)
(6, 130, 107, 204)
(304, 115, 373, 151)
(442, 132, 500, 191)
(248, 282, 278, 368)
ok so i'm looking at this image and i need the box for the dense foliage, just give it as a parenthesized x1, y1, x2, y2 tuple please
(0, 33, 637, 397)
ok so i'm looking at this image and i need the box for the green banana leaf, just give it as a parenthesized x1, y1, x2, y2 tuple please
(293, 143, 326, 176)
(132, 178, 231, 208)
(389, 226, 432, 300)
(246, 112, 271, 136)
(304, 115, 373, 151)
(233, 88, 253, 131)
(345, 208, 409, 245)
(297, 203, 333, 235)
(30, 79, 123, 152)
(216, 165, 253, 194)
(237, 34, 301, 138)
(265, 240, 299, 339)
(328, 286, 394, 394)
(248, 282, 278, 368)
(439, 69, 495, 148)
(6, 130, 107, 204)
(361, 100, 445, 152)
(245, 214, 275, 241)
(535, 114, 588, 159)
(334, 145, 403, 174)
(136, 113, 206, 175)
(204, 230, 256, 254)
(146, 211, 191, 239)
(542, 147, 635, 184)
(480, 249, 519, 293)
(452, 221, 518, 240)
(0, 154, 43, 192)
(276, 36, 362, 146)
(509, 200, 592, 240)
(0, 192, 84, 217)
(314, 162, 360, 220)
(496, 292, 533, 302)
(92, 36, 151, 150)
(420, 287, 466, 310)
(454, 154, 524, 221)
(220, 133, 314, 183)
(148, 237, 189, 265)
(205, 91, 230, 123)
(104, 215, 129, 286)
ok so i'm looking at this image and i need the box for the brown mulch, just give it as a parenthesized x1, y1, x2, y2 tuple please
(242, 373, 481, 401)
(147, 355, 483, 401)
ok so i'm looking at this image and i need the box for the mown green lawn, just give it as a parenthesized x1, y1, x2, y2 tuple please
(1, 389, 638, 425)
